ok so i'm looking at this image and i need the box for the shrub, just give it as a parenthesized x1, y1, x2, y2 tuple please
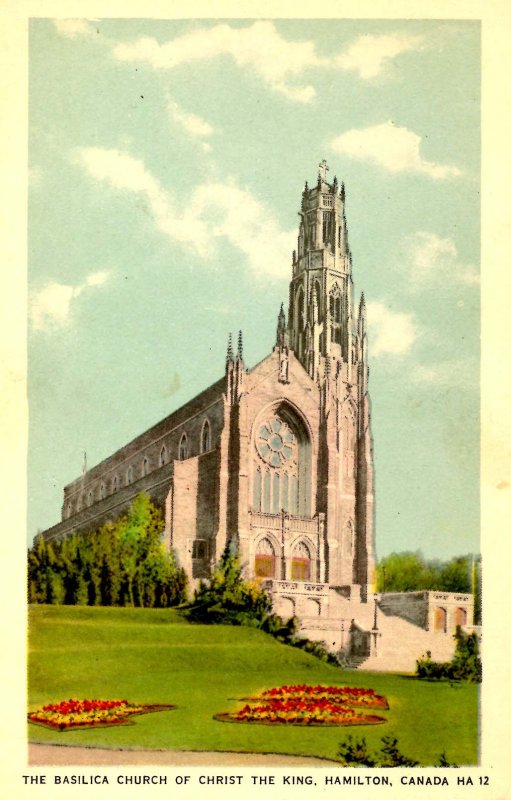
(379, 736, 419, 767)
(416, 629, 482, 683)
(185, 547, 340, 666)
(337, 736, 377, 767)
(28, 494, 187, 608)
(337, 736, 419, 767)
(185, 547, 272, 625)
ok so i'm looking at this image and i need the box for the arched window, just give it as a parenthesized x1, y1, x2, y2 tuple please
(291, 541, 311, 581)
(160, 445, 167, 466)
(178, 434, 188, 461)
(88, 490, 93, 507)
(143, 457, 149, 476)
(127, 466, 133, 485)
(329, 286, 342, 345)
(253, 406, 310, 518)
(322, 211, 329, 243)
(201, 420, 211, 453)
(100, 483, 106, 500)
(296, 286, 304, 330)
(454, 607, 468, 627)
(66, 503, 72, 519)
(113, 475, 119, 493)
(255, 538, 276, 579)
(434, 607, 447, 633)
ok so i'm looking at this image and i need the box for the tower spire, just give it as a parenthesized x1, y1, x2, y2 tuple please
(288, 165, 354, 376)
(276, 302, 286, 347)
(226, 332, 233, 364)
(237, 330, 243, 361)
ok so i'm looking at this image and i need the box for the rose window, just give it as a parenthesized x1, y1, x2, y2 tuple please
(257, 418, 296, 468)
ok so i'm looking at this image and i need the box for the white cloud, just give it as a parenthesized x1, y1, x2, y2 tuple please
(366, 301, 417, 357)
(407, 232, 479, 286)
(112, 21, 322, 103)
(86, 271, 109, 287)
(30, 271, 109, 331)
(411, 359, 478, 389)
(337, 33, 422, 80)
(330, 121, 462, 179)
(53, 19, 96, 39)
(77, 147, 295, 278)
(168, 101, 214, 152)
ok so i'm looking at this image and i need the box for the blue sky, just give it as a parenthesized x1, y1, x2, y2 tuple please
(28, 18, 480, 559)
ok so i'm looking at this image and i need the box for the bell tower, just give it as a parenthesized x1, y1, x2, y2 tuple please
(288, 160, 354, 382)
(284, 161, 375, 597)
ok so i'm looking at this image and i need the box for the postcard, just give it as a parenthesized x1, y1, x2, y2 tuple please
(1, 2, 510, 799)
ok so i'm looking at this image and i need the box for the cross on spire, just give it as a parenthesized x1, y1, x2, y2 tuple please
(318, 159, 329, 181)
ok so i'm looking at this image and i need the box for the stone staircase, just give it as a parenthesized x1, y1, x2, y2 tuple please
(299, 590, 459, 673)
(355, 611, 457, 673)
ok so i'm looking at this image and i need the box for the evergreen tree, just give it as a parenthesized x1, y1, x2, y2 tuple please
(27, 494, 185, 609)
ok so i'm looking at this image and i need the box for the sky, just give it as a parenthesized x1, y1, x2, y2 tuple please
(28, 18, 480, 560)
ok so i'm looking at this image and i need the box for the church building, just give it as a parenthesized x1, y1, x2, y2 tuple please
(41, 161, 474, 671)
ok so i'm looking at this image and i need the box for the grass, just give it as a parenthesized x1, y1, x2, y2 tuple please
(28, 605, 479, 765)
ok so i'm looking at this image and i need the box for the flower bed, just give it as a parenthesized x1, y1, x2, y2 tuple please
(27, 699, 175, 731)
(216, 684, 388, 727)
(253, 684, 389, 709)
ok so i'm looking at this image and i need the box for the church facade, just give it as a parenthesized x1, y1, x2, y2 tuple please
(41, 162, 474, 671)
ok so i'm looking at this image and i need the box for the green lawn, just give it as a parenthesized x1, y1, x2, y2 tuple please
(28, 605, 479, 765)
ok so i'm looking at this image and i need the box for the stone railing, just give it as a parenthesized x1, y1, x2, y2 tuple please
(249, 510, 321, 535)
(262, 579, 328, 595)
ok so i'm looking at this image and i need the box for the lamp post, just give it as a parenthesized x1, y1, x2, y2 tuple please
(371, 593, 379, 657)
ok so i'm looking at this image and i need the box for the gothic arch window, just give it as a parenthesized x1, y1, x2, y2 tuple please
(77, 497, 82, 512)
(252, 405, 311, 517)
(143, 457, 149, 476)
(255, 537, 276, 579)
(454, 607, 468, 627)
(253, 468, 262, 511)
(88, 490, 93, 507)
(290, 540, 311, 581)
(100, 483, 106, 500)
(126, 465, 133, 485)
(201, 419, 211, 454)
(295, 285, 305, 359)
(329, 286, 342, 345)
(434, 607, 447, 633)
(66, 503, 72, 519)
(160, 445, 167, 466)
(113, 475, 119, 493)
(322, 211, 330, 243)
(296, 286, 304, 329)
(178, 433, 188, 461)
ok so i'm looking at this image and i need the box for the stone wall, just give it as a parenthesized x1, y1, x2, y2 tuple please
(379, 591, 474, 633)
(58, 378, 225, 521)
(43, 462, 174, 542)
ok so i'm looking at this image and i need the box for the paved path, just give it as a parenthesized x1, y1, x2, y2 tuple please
(29, 743, 339, 767)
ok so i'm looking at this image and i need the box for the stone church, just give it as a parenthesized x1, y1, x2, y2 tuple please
(42, 162, 474, 671)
